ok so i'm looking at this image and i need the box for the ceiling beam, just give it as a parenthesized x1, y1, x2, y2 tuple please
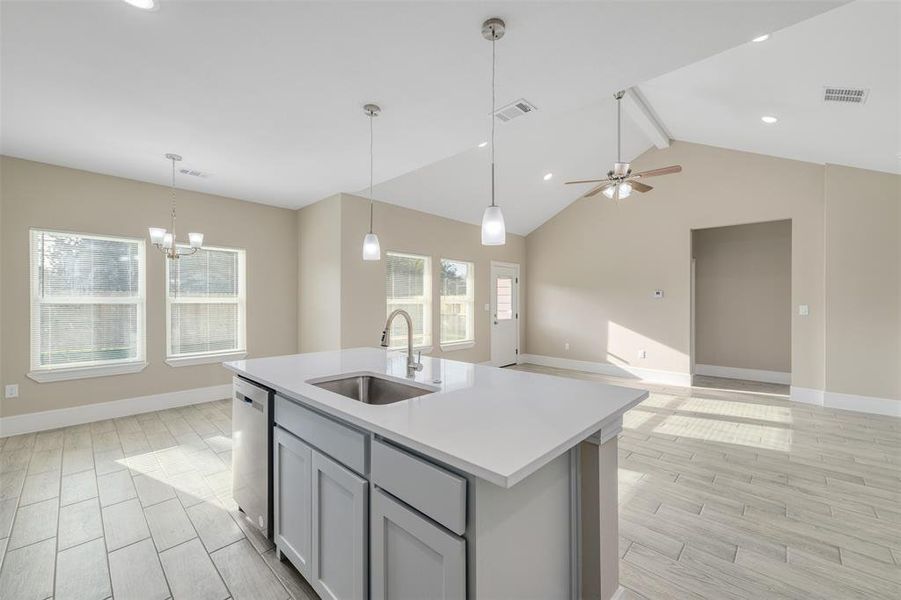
(623, 86, 671, 149)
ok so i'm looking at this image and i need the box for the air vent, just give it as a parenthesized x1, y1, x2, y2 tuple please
(493, 98, 537, 122)
(823, 86, 869, 104)
(179, 168, 210, 178)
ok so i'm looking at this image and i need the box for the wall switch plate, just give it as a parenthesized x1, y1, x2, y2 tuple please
(4, 384, 18, 399)
(638, 350, 647, 359)
(653, 290, 664, 299)
(564, 342, 570, 351)
(799, 304, 810, 316)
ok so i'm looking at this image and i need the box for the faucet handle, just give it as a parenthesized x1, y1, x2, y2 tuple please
(414, 351, 424, 371)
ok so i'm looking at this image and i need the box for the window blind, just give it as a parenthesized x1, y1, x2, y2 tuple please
(30, 230, 145, 370)
(385, 252, 431, 349)
(167, 246, 245, 357)
(440, 259, 474, 345)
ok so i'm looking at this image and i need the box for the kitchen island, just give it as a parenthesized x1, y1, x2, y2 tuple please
(225, 347, 646, 600)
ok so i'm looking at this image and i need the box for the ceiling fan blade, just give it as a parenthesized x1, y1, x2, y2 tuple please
(565, 178, 608, 185)
(584, 183, 613, 198)
(633, 165, 682, 178)
(630, 181, 653, 193)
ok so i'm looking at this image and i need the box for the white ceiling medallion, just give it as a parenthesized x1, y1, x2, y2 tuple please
(481, 17, 507, 247)
(362, 104, 382, 261)
(148, 153, 204, 259)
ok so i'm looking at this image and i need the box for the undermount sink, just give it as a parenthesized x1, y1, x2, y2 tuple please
(310, 374, 435, 405)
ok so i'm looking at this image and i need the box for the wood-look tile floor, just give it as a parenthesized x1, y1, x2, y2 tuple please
(2, 371, 899, 600)
(515, 365, 901, 600)
(0, 400, 317, 600)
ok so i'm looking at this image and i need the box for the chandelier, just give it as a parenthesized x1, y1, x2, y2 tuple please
(148, 153, 203, 259)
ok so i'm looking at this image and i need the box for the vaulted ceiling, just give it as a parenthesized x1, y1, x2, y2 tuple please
(3, 1, 867, 235)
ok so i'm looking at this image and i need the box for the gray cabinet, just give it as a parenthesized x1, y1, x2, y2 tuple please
(371, 489, 466, 600)
(312, 450, 368, 600)
(273, 426, 312, 579)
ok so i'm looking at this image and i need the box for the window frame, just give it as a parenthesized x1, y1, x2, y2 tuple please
(165, 244, 247, 367)
(385, 251, 432, 352)
(439, 257, 475, 351)
(28, 228, 148, 382)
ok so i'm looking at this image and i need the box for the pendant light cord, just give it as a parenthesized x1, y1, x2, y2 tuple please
(490, 32, 496, 207)
(369, 110, 374, 233)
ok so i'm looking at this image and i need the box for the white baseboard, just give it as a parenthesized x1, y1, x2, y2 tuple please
(0, 384, 232, 437)
(695, 364, 791, 385)
(790, 386, 824, 406)
(791, 386, 900, 417)
(518, 353, 691, 387)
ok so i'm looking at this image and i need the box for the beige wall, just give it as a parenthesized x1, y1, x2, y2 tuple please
(824, 165, 900, 401)
(297, 194, 342, 352)
(296, 193, 526, 363)
(526, 141, 826, 390)
(692, 220, 791, 373)
(0, 156, 298, 417)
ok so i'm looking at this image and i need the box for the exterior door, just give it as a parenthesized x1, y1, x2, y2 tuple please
(370, 489, 466, 600)
(311, 450, 368, 600)
(273, 426, 312, 579)
(490, 262, 519, 367)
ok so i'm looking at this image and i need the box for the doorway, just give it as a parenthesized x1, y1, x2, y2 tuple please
(490, 261, 520, 367)
(690, 220, 792, 388)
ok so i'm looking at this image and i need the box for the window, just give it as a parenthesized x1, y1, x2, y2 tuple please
(440, 259, 475, 349)
(29, 229, 146, 381)
(385, 252, 431, 350)
(166, 246, 246, 365)
(496, 277, 514, 320)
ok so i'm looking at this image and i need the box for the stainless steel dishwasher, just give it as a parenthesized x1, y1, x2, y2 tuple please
(232, 376, 272, 536)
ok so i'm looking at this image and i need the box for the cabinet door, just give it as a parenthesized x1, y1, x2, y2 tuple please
(312, 450, 368, 600)
(273, 426, 312, 579)
(371, 489, 466, 600)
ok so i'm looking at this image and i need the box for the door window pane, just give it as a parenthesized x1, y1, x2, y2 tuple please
(496, 277, 513, 320)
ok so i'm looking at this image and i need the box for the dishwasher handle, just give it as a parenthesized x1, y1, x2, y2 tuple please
(235, 391, 264, 412)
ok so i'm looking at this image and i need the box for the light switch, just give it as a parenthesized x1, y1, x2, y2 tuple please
(4, 384, 18, 399)
(799, 304, 810, 316)
(653, 290, 664, 299)
(638, 350, 647, 359)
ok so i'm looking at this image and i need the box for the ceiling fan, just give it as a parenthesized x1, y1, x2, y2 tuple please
(566, 90, 682, 201)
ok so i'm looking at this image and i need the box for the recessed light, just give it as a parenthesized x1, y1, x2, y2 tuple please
(761, 115, 778, 124)
(543, 173, 553, 181)
(752, 34, 770, 43)
(478, 141, 488, 148)
(122, 0, 159, 10)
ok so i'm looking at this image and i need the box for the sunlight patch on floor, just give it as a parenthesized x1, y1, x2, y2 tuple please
(651, 414, 792, 451)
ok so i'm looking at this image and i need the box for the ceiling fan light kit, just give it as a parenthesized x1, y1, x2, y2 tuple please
(480, 17, 507, 246)
(565, 90, 682, 203)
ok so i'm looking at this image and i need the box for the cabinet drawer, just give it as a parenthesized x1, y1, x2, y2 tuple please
(371, 439, 466, 535)
(275, 395, 366, 476)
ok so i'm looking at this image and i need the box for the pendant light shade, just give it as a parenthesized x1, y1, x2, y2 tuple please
(362, 232, 381, 260)
(481, 205, 506, 245)
(480, 18, 507, 247)
(362, 104, 382, 261)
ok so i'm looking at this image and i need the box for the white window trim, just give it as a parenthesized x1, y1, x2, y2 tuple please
(166, 350, 247, 368)
(385, 251, 432, 351)
(439, 341, 475, 352)
(439, 257, 475, 348)
(166, 244, 247, 364)
(29, 229, 147, 382)
(28, 361, 148, 383)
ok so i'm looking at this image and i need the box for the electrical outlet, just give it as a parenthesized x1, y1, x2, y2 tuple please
(638, 350, 647, 359)
(5, 384, 18, 399)
(798, 304, 810, 316)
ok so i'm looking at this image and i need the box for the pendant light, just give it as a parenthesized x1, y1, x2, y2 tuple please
(148, 153, 203, 259)
(481, 18, 506, 246)
(362, 104, 382, 261)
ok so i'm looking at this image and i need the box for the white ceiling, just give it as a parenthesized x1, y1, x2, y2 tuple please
(639, 0, 900, 176)
(1, 0, 842, 232)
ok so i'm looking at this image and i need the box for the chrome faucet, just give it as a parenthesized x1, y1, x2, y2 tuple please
(381, 309, 424, 377)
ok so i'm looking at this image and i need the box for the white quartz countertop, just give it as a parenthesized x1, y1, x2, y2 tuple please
(225, 348, 647, 488)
